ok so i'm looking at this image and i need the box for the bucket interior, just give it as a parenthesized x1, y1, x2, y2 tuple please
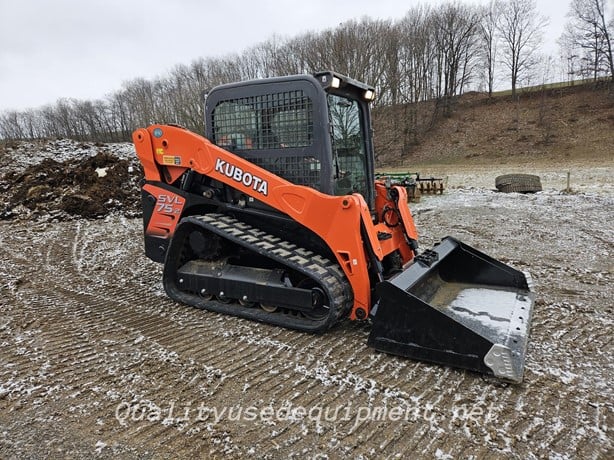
(368, 237, 534, 382)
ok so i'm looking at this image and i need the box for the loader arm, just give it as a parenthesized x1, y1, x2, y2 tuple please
(133, 124, 418, 320)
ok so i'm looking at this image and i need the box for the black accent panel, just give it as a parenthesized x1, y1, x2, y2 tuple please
(144, 235, 169, 263)
(177, 262, 314, 312)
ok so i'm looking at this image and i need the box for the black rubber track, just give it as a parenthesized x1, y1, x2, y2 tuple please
(163, 213, 353, 333)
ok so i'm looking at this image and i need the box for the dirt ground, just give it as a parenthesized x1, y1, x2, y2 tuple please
(0, 140, 612, 459)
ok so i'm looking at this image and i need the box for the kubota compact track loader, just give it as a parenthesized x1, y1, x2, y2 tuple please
(133, 71, 534, 382)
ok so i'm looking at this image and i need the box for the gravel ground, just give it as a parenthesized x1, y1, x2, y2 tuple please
(0, 141, 612, 459)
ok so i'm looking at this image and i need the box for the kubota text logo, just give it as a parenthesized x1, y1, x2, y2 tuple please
(215, 158, 268, 196)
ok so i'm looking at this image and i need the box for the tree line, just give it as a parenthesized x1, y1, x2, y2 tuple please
(1, 0, 612, 145)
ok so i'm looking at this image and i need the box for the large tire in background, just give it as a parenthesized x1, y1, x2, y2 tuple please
(495, 174, 542, 193)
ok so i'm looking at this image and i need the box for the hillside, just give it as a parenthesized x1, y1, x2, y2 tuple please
(375, 83, 614, 169)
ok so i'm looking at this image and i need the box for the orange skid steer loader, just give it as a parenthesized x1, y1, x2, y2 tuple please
(133, 72, 534, 382)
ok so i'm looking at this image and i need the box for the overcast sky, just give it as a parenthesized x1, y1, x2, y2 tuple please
(0, 0, 597, 112)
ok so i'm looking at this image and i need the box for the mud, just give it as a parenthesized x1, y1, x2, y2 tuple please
(0, 139, 141, 220)
(0, 140, 612, 459)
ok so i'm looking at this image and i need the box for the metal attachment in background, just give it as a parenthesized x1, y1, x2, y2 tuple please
(375, 172, 445, 202)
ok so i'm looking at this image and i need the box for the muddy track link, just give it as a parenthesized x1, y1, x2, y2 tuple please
(163, 213, 353, 333)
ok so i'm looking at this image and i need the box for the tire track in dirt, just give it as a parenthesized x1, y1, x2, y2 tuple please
(0, 230, 226, 456)
(1, 189, 613, 459)
(1, 222, 332, 456)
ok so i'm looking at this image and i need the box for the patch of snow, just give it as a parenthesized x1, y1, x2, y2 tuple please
(95, 167, 108, 178)
(94, 440, 106, 454)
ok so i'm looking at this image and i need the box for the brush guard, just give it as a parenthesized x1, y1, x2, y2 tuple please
(368, 237, 534, 383)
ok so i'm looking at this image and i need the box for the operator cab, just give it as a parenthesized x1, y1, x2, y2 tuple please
(204, 71, 376, 208)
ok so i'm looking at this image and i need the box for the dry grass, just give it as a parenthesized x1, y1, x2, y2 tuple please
(375, 83, 614, 169)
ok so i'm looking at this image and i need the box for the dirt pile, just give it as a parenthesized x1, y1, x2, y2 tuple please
(0, 145, 143, 220)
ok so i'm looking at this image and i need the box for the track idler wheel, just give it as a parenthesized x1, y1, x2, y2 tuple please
(299, 280, 330, 321)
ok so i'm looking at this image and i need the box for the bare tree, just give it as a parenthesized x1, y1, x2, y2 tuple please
(3, 3, 543, 143)
(377, 23, 403, 107)
(481, 0, 501, 97)
(0, 111, 24, 139)
(397, 5, 437, 147)
(432, 2, 483, 113)
(294, 17, 393, 91)
(559, 0, 614, 81)
(497, 0, 549, 98)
